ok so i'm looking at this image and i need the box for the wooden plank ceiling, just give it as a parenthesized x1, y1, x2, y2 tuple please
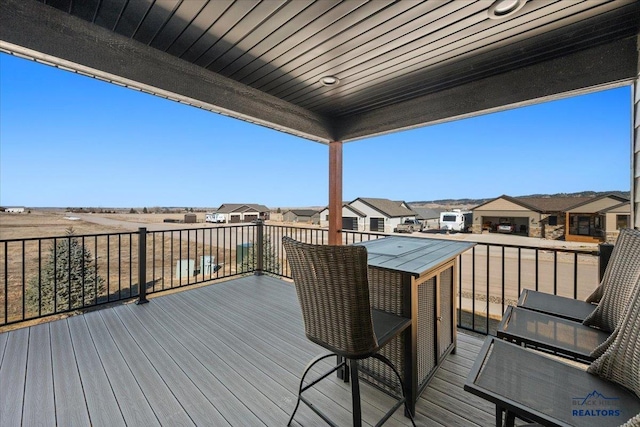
(1, 0, 639, 142)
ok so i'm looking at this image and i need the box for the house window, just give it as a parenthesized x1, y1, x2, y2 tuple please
(548, 215, 558, 226)
(325, 214, 329, 221)
(616, 215, 630, 230)
(577, 216, 591, 235)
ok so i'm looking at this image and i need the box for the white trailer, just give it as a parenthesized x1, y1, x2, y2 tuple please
(205, 213, 225, 223)
(439, 210, 472, 232)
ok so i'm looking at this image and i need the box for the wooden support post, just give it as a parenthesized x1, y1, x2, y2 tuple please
(329, 141, 343, 245)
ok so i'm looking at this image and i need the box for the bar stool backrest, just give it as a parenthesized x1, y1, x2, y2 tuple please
(283, 237, 378, 359)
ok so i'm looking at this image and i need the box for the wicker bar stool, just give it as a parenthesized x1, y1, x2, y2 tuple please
(283, 237, 415, 427)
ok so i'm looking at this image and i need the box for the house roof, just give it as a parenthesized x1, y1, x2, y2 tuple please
(217, 204, 270, 213)
(412, 207, 443, 220)
(285, 209, 319, 217)
(515, 196, 594, 212)
(473, 194, 614, 213)
(2, 0, 637, 143)
(352, 198, 415, 218)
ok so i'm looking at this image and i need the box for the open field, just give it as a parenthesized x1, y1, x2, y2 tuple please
(0, 210, 128, 240)
(0, 211, 250, 324)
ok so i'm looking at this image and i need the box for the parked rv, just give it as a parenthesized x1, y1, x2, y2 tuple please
(439, 210, 472, 232)
(205, 213, 225, 223)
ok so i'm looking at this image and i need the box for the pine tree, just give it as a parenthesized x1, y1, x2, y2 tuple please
(26, 227, 106, 314)
(240, 235, 280, 274)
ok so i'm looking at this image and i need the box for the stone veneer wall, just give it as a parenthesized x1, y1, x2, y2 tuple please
(529, 225, 542, 238)
(543, 225, 565, 240)
(605, 231, 620, 244)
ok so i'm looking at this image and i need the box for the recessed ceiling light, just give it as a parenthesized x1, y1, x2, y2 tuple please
(320, 76, 340, 86)
(488, 0, 527, 19)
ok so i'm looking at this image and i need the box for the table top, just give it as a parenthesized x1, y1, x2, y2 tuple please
(355, 236, 475, 276)
(465, 337, 640, 427)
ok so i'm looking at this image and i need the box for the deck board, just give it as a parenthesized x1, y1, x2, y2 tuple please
(50, 320, 92, 426)
(83, 310, 160, 426)
(0, 327, 28, 426)
(1, 275, 503, 427)
(23, 323, 55, 427)
(67, 315, 127, 426)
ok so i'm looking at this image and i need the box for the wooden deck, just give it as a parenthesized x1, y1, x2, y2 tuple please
(0, 275, 499, 426)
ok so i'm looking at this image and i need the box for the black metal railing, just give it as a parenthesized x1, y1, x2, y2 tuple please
(1, 223, 605, 333)
(1, 224, 257, 326)
(455, 242, 600, 335)
(261, 227, 602, 336)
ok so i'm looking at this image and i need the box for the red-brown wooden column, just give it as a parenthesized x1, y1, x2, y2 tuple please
(633, 74, 639, 229)
(329, 140, 343, 245)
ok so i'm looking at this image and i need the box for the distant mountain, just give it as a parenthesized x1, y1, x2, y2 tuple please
(410, 191, 631, 208)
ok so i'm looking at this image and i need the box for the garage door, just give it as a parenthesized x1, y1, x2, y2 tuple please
(370, 217, 384, 232)
(229, 215, 241, 223)
(342, 217, 358, 230)
(244, 214, 258, 222)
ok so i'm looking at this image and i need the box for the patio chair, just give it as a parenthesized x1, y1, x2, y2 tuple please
(282, 237, 415, 427)
(498, 228, 640, 362)
(466, 275, 640, 427)
(517, 228, 640, 322)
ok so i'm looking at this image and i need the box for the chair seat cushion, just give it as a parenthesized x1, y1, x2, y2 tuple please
(518, 289, 597, 322)
(371, 309, 411, 350)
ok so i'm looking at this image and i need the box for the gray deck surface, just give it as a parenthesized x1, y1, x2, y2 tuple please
(0, 275, 499, 426)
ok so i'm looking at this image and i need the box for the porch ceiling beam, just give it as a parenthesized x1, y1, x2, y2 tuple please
(0, 0, 335, 144)
(337, 36, 639, 142)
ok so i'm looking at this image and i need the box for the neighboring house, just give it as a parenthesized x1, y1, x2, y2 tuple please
(411, 207, 443, 230)
(319, 204, 367, 231)
(215, 203, 270, 223)
(269, 211, 284, 222)
(3, 206, 25, 213)
(471, 194, 630, 242)
(563, 195, 630, 243)
(348, 197, 417, 233)
(283, 209, 320, 225)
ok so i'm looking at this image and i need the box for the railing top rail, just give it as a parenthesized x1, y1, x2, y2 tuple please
(461, 241, 598, 255)
(0, 230, 139, 243)
(0, 223, 262, 244)
(146, 224, 256, 234)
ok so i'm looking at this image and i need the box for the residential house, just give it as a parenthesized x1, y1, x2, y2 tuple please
(282, 209, 320, 225)
(215, 204, 270, 223)
(563, 195, 631, 243)
(2, 207, 25, 213)
(411, 207, 444, 230)
(348, 198, 417, 233)
(319, 204, 367, 231)
(472, 194, 630, 242)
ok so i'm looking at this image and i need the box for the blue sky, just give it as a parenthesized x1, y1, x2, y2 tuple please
(0, 53, 632, 209)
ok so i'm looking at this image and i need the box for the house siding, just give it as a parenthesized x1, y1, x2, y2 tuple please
(319, 207, 365, 231)
(566, 198, 624, 213)
(349, 200, 413, 233)
(477, 199, 531, 211)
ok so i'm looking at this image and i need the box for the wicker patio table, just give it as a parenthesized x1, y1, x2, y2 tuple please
(354, 236, 474, 415)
